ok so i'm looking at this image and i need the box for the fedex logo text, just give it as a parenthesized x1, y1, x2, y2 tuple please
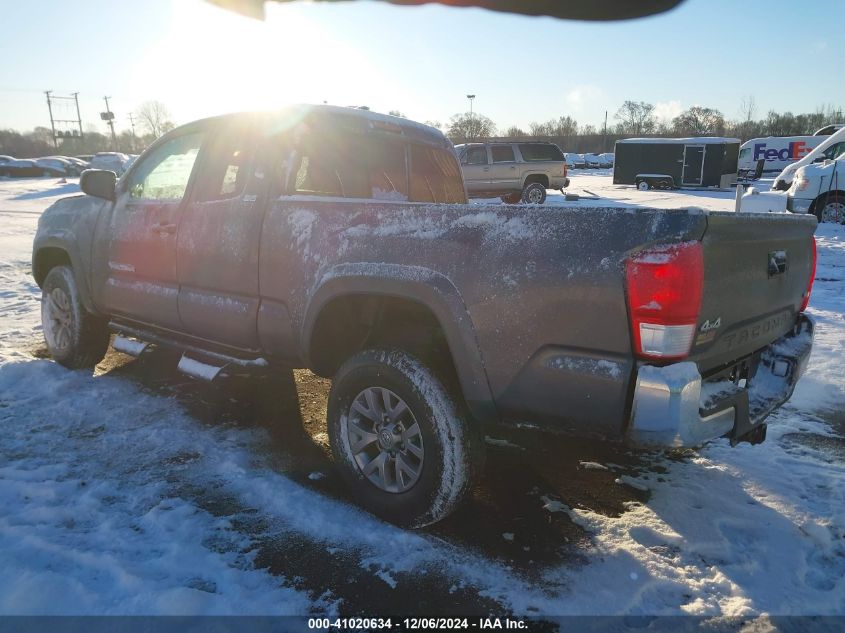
(753, 141, 811, 162)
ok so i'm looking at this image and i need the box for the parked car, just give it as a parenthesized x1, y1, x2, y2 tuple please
(454, 141, 569, 204)
(564, 152, 586, 168)
(88, 152, 130, 174)
(786, 154, 845, 223)
(75, 154, 95, 162)
(772, 127, 845, 190)
(33, 105, 817, 528)
(50, 155, 90, 170)
(36, 157, 82, 177)
(598, 153, 615, 168)
(1, 158, 67, 178)
(584, 153, 602, 168)
(0, 155, 14, 165)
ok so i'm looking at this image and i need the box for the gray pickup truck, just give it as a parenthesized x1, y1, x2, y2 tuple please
(33, 105, 817, 527)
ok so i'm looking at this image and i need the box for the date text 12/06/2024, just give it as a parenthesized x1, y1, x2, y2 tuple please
(308, 617, 529, 630)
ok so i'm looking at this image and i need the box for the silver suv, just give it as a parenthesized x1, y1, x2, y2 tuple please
(454, 142, 569, 204)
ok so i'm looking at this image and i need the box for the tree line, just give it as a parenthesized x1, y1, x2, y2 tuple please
(4, 98, 842, 159)
(435, 99, 844, 153)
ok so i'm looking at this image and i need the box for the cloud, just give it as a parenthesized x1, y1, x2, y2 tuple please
(566, 84, 602, 111)
(654, 100, 683, 122)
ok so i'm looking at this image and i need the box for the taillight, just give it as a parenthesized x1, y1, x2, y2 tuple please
(625, 242, 704, 360)
(800, 237, 817, 312)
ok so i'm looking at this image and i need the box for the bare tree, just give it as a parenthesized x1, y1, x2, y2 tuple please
(529, 121, 553, 136)
(446, 112, 496, 142)
(614, 101, 656, 135)
(739, 95, 756, 123)
(672, 106, 725, 136)
(504, 125, 526, 137)
(136, 101, 175, 139)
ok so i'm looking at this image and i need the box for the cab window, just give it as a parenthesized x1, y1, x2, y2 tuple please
(822, 142, 845, 161)
(463, 146, 488, 165)
(127, 133, 204, 201)
(195, 126, 253, 202)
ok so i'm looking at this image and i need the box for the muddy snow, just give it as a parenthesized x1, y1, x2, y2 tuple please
(0, 176, 843, 620)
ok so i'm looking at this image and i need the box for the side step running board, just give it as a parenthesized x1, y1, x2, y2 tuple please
(108, 321, 269, 370)
(177, 354, 227, 381)
(113, 335, 150, 357)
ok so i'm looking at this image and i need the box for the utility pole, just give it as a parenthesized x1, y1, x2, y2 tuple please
(128, 113, 137, 152)
(102, 96, 117, 150)
(73, 93, 83, 137)
(45, 90, 58, 149)
(603, 110, 608, 152)
(466, 94, 476, 140)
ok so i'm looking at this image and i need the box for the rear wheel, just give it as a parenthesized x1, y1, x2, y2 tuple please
(521, 182, 547, 204)
(327, 348, 481, 528)
(637, 180, 650, 191)
(41, 265, 110, 369)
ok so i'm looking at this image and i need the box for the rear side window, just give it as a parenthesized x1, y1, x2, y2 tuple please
(519, 144, 564, 162)
(410, 145, 465, 204)
(491, 145, 515, 163)
(291, 130, 408, 200)
(293, 132, 367, 198)
(366, 138, 408, 201)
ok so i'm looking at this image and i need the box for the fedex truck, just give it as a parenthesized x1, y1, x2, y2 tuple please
(738, 135, 825, 174)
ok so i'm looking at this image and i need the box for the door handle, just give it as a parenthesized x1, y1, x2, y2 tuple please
(151, 222, 176, 235)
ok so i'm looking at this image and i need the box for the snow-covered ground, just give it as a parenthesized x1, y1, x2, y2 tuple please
(1, 177, 843, 618)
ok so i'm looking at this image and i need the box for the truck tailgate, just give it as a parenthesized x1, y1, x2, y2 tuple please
(689, 211, 816, 374)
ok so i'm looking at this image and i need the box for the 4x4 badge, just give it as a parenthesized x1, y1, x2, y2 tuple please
(700, 317, 722, 333)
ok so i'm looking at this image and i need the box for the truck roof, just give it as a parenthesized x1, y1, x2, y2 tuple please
(175, 104, 452, 149)
(617, 137, 740, 145)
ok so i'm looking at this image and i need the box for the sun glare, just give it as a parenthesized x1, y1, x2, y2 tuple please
(131, 0, 385, 123)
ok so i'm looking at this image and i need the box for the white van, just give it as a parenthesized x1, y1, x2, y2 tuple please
(737, 135, 825, 175)
(772, 127, 845, 190)
(786, 154, 845, 222)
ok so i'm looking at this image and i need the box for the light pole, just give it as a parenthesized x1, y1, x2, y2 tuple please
(466, 94, 476, 140)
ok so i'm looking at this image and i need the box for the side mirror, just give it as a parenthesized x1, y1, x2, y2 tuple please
(80, 169, 117, 201)
(812, 157, 825, 164)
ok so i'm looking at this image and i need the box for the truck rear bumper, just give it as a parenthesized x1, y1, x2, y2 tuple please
(628, 314, 814, 448)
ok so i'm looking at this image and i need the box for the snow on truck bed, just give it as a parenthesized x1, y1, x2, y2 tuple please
(0, 177, 843, 618)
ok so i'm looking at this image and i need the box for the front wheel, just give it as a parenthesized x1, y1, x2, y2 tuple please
(815, 193, 845, 224)
(521, 182, 547, 204)
(41, 265, 110, 369)
(327, 348, 481, 528)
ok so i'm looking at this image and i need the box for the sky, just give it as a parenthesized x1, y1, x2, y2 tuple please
(1, 0, 843, 137)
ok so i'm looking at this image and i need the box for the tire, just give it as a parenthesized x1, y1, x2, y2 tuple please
(637, 180, 650, 191)
(327, 348, 481, 528)
(521, 182, 547, 204)
(500, 193, 522, 204)
(814, 192, 845, 224)
(41, 265, 110, 369)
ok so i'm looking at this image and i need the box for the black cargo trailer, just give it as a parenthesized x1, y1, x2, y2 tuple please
(613, 137, 740, 189)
